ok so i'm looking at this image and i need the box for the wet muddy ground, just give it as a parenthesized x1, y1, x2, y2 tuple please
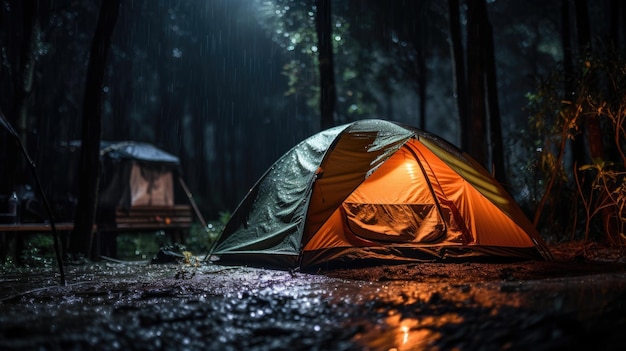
(1, 242, 626, 350)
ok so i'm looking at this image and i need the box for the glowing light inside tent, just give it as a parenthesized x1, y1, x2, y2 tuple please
(404, 160, 417, 180)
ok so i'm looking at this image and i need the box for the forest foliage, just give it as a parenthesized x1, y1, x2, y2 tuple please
(525, 44, 626, 243)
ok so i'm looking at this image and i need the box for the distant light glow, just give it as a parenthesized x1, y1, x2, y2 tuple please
(311, 45, 318, 53)
(334, 35, 342, 42)
(172, 48, 182, 58)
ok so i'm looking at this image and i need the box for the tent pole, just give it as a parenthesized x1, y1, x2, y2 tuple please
(177, 176, 207, 228)
(28, 154, 66, 286)
(1, 110, 65, 286)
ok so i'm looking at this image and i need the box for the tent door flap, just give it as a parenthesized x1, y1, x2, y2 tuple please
(343, 203, 444, 243)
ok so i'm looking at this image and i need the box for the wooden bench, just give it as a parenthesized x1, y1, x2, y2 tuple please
(95, 204, 194, 258)
(0, 223, 76, 261)
(0, 205, 196, 260)
(109, 205, 193, 231)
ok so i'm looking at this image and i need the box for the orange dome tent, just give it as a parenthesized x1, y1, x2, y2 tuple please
(210, 119, 551, 270)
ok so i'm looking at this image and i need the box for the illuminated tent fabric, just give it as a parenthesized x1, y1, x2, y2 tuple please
(210, 119, 551, 270)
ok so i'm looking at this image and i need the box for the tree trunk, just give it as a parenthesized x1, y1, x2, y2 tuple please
(480, 2, 506, 186)
(466, 0, 488, 167)
(70, 0, 121, 258)
(563, 0, 585, 180)
(447, 0, 469, 146)
(574, 0, 603, 162)
(417, 18, 427, 131)
(560, 0, 583, 236)
(608, 0, 621, 50)
(315, 0, 336, 130)
(13, 0, 36, 146)
(562, 0, 575, 98)
(574, 0, 591, 54)
(4, 0, 39, 193)
(621, 0, 626, 50)
(575, 0, 614, 239)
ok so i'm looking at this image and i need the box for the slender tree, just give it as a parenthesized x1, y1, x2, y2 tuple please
(608, 0, 626, 50)
(416, 2, 428, 131)
(574, 0, 591, 53)
(562, 0, 586, 204)
(448, 0, 469, 146)
(448, 0, 504, 178)
(575, 0, 618, 239)
(465, 0, 488, 166)
(479, 0, 506, 185)
(562, 0, 574, 98)
(315, 0, 337, 130)
(13, 0, 38, 146)
(1, 0, 40, 194)
(69, 0, 121, 258)
(574, 0, 604, 163)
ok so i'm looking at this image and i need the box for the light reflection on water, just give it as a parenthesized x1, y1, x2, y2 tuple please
(338, 273, 626, 350)
(354, 312, 464, 351)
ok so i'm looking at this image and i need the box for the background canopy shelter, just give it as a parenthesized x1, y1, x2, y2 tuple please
(211, 119, 551, 270)
(68, 140, 182, 211)
(98, 141, 179, 209)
